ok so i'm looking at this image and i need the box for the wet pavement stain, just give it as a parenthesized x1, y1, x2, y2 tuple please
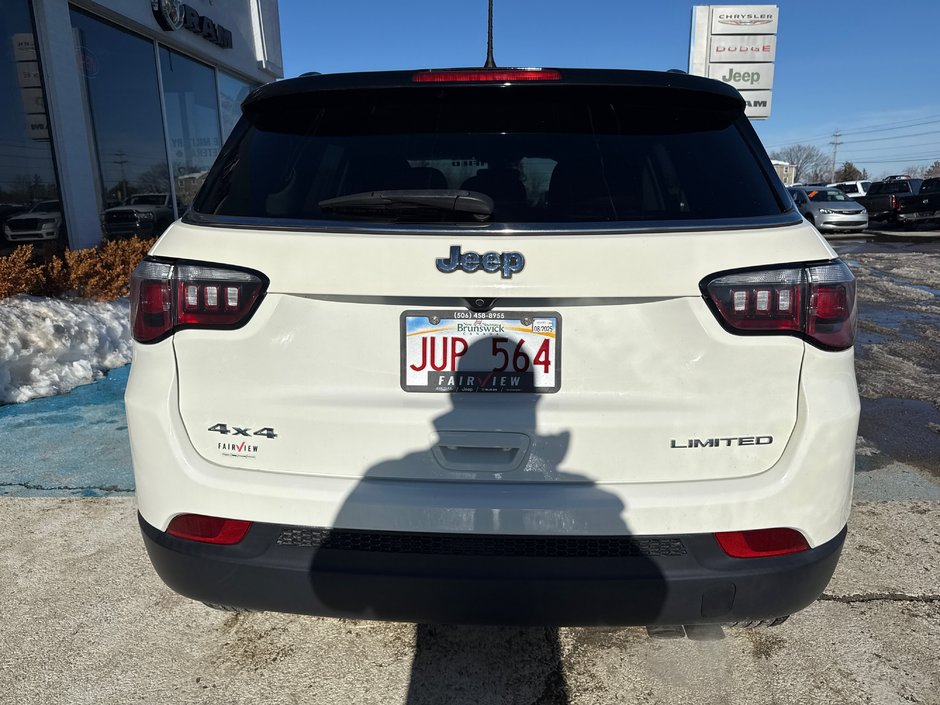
(0, 365, 133, 496)
(857, 398, 940, 479)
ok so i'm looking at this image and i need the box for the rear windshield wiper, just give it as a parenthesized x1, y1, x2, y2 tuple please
(319, 190, 494, 221)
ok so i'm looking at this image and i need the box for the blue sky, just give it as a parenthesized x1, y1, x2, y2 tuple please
(279, 0, 940, 179)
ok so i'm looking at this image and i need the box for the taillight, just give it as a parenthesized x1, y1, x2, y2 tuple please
(714, 528, 809, 558)
(130, 259, 267, 343)
(166, 514, 252, 545)
(702, 260, 856, 350)
(412, 68, 562, 82)
(889, 194, 898, 210)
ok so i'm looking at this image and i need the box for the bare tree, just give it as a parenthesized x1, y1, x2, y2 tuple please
(901, 164, 928, 179)
(136, 162, 171, 193)
(769, 144, 830, 183)
(925, 160, 940, 178)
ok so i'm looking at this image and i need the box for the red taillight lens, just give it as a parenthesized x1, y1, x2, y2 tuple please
(714, 528, 810, 558)
(130, 259, 266, 343)
(413, 68, 562, 83)
(166, 514, 252, 545)
(703, 260, 856, 350)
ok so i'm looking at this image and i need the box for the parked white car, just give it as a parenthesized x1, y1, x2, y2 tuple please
(828, 180, 872, 199)
(127, 67, 859, 629)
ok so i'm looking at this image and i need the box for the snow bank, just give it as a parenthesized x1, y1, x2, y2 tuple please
(0, 295, 131, 404)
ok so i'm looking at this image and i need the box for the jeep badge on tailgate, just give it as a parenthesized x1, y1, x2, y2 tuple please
(436, 245, 525, 279)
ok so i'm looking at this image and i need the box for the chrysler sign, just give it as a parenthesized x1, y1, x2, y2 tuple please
(710, 5, 779, 34)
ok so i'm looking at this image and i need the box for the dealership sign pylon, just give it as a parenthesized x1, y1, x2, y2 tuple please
(689, 5, 779, 119)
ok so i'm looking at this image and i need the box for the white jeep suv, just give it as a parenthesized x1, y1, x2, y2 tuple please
(126, 68, 859, 627)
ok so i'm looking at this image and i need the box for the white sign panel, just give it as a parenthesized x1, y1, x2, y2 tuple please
(20, 87, 45, 114)
(707, 63, 774, 90)
(15, 61, 41, 88)
(12, 33, 37, 62)
(741, 90, 772, 119)
(709, 34, 777, 62)
(25, 113, 49, 141)
(710, 5, 779, 34)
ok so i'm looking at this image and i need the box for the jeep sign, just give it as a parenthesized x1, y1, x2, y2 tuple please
(707, 62, 774, 90)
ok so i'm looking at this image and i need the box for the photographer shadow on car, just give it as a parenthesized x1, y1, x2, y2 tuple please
(308, 338, 667, 703)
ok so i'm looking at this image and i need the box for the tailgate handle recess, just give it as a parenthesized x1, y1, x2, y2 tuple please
(431, 431, 530, 473)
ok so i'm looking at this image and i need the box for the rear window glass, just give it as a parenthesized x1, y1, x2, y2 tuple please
(193, 85, 786, 225)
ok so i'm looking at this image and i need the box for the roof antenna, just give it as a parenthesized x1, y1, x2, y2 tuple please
(483, 0, 496, 68)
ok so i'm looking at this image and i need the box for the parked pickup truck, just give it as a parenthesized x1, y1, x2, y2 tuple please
(897, 178, 940, 228)
(102, 193, 176, 240)
(854, 179, 923, 222)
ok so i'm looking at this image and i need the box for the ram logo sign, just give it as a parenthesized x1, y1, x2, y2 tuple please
(742, 91, 773, 114)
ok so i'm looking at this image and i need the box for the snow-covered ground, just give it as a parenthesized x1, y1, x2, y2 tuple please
(0, 296, 131, 404)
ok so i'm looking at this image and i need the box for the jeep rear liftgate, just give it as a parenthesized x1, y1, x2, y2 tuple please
(128, 68, 859, 628)
(163, 226, 818, 485)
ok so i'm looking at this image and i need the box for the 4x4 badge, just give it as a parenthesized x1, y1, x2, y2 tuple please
(436, 245, 524, 279)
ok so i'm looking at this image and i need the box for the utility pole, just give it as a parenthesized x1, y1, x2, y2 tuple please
(112, 150, 129, 202)
(829, 129, 843, 182)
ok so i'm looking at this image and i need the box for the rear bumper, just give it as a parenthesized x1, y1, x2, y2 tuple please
(3, 228, 57, 241)
(897, 210, 940, 223)
(815, 214, 868, 231)
(140, 514, 846, 626)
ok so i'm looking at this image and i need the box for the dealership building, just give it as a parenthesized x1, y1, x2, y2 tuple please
(1, 0, 283, 249)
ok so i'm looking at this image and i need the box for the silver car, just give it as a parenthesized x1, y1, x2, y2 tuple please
(788, 186, 868, 234)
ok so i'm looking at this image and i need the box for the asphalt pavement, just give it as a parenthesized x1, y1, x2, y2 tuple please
(0, 236, 938, 704)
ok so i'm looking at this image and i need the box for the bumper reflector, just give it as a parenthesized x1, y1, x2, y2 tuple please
(166, 514, 252, 545)
(714, 528, 809, 558)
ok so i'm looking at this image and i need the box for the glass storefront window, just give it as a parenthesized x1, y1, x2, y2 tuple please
(0, 0, 60, 241)
(70, 9, 170, 212)
(160, 48, 221, 208)
(218, 71, 253, 142)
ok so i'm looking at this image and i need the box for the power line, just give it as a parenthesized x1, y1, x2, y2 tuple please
(840, 140, 940, 155)
(842, 117, 940, 136)
(849, 156, 940, 164)
(763, 115, 940, 150)
(841, 128, 940, 145)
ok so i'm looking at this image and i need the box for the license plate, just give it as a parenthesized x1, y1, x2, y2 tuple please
(401, 310, 561, 393)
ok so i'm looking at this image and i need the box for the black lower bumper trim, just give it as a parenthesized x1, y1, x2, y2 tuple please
(139, 514, 846, 626)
